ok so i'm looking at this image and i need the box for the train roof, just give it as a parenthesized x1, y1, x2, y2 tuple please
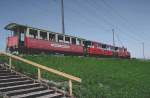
(5, 23, 85, 40)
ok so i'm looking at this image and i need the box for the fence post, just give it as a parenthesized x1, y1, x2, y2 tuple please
(38, 68, 41, 81)
(9, 57, 12, 69)
(68, 79, 72, 96)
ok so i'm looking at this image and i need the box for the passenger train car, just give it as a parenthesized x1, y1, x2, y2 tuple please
(5, 23, 130, 58)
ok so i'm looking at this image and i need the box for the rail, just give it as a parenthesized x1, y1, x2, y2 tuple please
(0, 52, 81, 96)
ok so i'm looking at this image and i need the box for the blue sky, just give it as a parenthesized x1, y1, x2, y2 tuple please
(0, 0, 150, 58)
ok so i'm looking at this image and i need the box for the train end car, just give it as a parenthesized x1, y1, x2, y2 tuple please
(83, 40, 130, 58)
(5, 23, 85, 55)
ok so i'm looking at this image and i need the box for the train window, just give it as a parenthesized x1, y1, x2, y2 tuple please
(76, 39, 80, 45)
(110, 46, 115, 51)
(97, 43, 102, 49)
(18, 28, 25, 41)
(58, 35, 64, 42)
(49, 33, 55, 41)
(124, 48, 127, 51)
(40, 31, 47, 40)
(105, 45, 109, 50)
(83, 41, 92, 47)
(80, 40, 84, 45)
(93, 42, 99, 47)
(119, 48, 121, 51)
(121, 48, 123, 51)
(86, 41, 91, 45)
(107, 46, 111, 50)
(102, 44, 106, 48)
(91, 42, 94, 46)
(20, 32, 24, 41)
(77, 39, 82, 45)
(115, 47, 118, 50)
(65, 36, 70, 43)
(29, 29, 37, 39)
(12, 29, 17, 36)
(72, 38, 76, 44)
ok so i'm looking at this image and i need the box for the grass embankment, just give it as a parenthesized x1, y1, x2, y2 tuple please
(0, 55, 150, 98)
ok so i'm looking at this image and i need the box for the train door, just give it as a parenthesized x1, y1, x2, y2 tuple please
(18, 29, 25, 47)
(83, 41, 91, 56)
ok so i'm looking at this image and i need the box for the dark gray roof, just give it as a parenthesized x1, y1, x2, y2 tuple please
(5, 23, 85, 40)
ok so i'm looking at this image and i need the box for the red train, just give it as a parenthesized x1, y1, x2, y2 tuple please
(5, 23, 130, 58)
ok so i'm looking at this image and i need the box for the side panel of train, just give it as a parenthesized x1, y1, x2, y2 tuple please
(24, 37, 83, 55)
(87, 48, 113, 56)
(87, 47, 130, 58)
(84, 41, 130, 58)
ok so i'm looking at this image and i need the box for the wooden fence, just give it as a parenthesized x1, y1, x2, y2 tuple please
(0, 52, 81, 96)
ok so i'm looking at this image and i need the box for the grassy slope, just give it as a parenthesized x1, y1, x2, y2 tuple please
(1, 55, 150, 98)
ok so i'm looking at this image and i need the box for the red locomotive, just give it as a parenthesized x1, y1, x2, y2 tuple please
(5, 23, 130, 58)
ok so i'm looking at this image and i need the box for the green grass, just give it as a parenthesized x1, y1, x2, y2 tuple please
(1, 55, 150, 98)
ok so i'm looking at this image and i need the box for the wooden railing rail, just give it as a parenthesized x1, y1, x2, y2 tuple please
(0, 52, 81, 96)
